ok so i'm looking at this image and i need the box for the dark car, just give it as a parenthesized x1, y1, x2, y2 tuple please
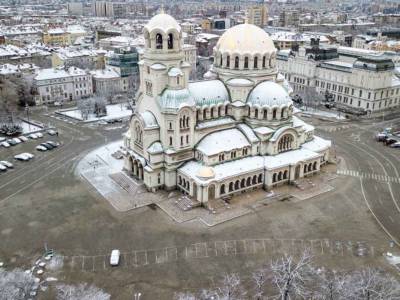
(40, 143, 54, 150)
(46, 141, 60, 147)
(385, 138, 398, 146)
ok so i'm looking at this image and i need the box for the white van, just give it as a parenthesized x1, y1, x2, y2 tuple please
(110, 249, 120, 266)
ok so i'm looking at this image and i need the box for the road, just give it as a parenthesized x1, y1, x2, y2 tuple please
(316, 116, 400, 247)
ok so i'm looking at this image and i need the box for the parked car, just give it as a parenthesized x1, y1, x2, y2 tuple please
(12, 137, 22, 144)
(109, 249, 120, 266)
(0, 164, 7, 172)
(0, 137, 5, 142)
(36, 132, 43, 138)
(390, 142, 400, 148)
(46, 141, 60, 147)
(40, 143, 54, 150)
(29, 133, 38, 139)
(19, 136, 29, 142)
(385, 138, 398, 146)
(47, 129, 58, 136)
(375, 133, 387, 142)
(14, 153, 31, 161)
(1, 141, 10, 148)
(0, 161, 13, 168)
(36, 145, 48, 151)
(7, 139, 18, 146)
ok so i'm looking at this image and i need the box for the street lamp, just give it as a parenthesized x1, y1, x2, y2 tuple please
(134, 292, 141, 300)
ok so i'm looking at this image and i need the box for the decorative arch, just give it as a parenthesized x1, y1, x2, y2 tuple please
(278, 133, 294, 153)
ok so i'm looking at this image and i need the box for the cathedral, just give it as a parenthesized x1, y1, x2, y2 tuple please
(123, 12, 332, 205)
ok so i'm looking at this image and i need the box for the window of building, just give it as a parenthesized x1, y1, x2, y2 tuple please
(254, 57, 258, 69)
(156, 33, 163, 49)
(244, 57, 249, 69)
(234, 56, 239, 69)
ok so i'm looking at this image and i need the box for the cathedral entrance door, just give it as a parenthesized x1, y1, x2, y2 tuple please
(208, 184, 215, 201)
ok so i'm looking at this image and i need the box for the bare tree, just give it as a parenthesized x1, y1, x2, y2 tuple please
(0, 268, 36, 300)
(77, 96, 107, 120)
(56, 283, 110, 300)
(344, 268, 400, 300)
(252, 267, 268, 300)
(313, 268, 346, 300)
(270, 250, 313, 300)
(217, 273, 246, 300)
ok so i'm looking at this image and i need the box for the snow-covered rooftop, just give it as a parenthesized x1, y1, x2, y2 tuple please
(189, 80, 230, 106)
(196, 128, 250, 156)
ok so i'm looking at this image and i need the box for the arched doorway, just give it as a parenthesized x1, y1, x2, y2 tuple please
(295, 164, 301, 179)
(208, 184, 215, 200)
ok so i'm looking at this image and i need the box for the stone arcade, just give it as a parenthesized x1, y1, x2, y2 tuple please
(123, 12, 332, 205)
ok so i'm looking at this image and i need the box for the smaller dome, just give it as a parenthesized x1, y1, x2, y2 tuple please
(145, 13, 181, 34)
(196, 166, 215, 180)
(247, 81, 293, 107)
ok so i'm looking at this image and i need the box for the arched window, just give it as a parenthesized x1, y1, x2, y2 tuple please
(220, 184, 226, 194)
(281, 107, 285, 119)
(229, 182, 234, 192)
(313, 161, 317, 170)
(235, 180, 240, 190)
(203, 109, 207, 120)
(186, 135, 189, 144)
(254, 57, 258, 69)
(169, 136, 173, 146)
(278, 172, 282, 181)
(234, 56, 239, 69)
(263, 110, 267, 119)
(244, 57, 249, 69)
(262, 56, 266, 68)
(304, 164, 307, 173)
(167, 33, 173, 49)
(227, 55, 230, 68)
(225, 105, 229, 115)
(272, 108, 277, 119)
(177, 76, 180, 85)
(241, 178, 246, 188)
(272, 173, 277, 183)
(255, 109, 258, 119)
(220, 55, 223, 66)
(283, 170, 288, 179)
(156, 33, 163, 49)
(180, 136, 183, 146)
(258, 174, 263, 183)
(211, 107, 215, 118)
(308, 163, 313, 172)
(278, 134, 294, 153)
(252, 175, 257, 184)
(246, 177, 251, 186)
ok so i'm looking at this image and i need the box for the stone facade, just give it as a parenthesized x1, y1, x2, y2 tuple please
(123, 13, 332, 206)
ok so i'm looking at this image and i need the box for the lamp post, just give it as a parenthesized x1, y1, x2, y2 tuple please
(134, 292, 141, 300)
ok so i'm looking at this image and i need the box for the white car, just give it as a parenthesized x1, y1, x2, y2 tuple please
(19, 136, 29, 142)
(0, 161, 13, 168)
(36, 132, 43, 138)
(14, 153, 30, 161)
(0, 137, 5, 142)
(109, 249, 120, 266)
(36, 145, 47, 151)
(0, 164, 6, 172)
(12, 137, 22, 144)
(47, 129, 58, 136)
(1, 141, 10, 148)
(23, 152, 34, 159)
(29, 133, 38, 139)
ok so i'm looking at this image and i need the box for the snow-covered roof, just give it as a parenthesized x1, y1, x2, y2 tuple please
(180, 156, 265, 184)
(34, 68, 70, 81)
(196, 128, 250, 156)
(145, 13, 181, 34)
(139, 111, 159, 129)
(158, 88, 195, 111)
(147, 141, 163, 154)
(188, 80, 230, 106)
(302, 136, 331, 152)
(90, 67, 120, 79)
(254, 126, 274, 135)
(247, 81, 293, 108)
(151, 63, 167, 71)
(168, 67, 183, 77)
(237, 124, 259, 143)
(226, 78, 254, 87)
(292, 116, 314, 132)
(264, 148, 321, 170)
(196, 117, 235, 130)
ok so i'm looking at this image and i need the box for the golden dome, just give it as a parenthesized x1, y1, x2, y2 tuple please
(215, 24, 276, 55)
(196, 166, 215, 180)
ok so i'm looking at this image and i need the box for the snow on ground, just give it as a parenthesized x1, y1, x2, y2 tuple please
(21, 121, 43, 134)
(300, 108, 346, 120)
(58, 104, 132, 122)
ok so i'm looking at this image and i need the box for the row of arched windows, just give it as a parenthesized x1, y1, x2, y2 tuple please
(179, 115, 189, 129)
(249, 106, 290, 120)
(272, 170, 288, 183)
(178, 176, 190, 191)
(220, 174, 263, 195)
(304, 162, 318, 174)
(217, 54, 275, 70)
(155, 33, 174, 50)
(278, 134, 294, 153)
(197, 105, 229, 121)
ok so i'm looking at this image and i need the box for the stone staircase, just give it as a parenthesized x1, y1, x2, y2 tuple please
(175, 195, 201, 211)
